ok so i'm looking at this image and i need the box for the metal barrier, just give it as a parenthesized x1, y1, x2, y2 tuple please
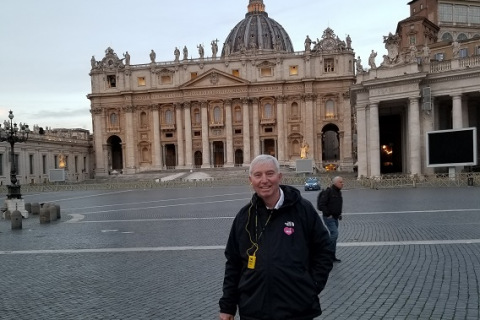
(2, 172, 478, 193)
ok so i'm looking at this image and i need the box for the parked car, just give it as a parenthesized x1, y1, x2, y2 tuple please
(304, 177, 321, 191)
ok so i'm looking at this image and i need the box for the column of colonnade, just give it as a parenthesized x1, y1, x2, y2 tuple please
(151, 104, 162, 170)
(201, 102, 211, 168)
(356, 105, 368, 177)
(175, 103, 185, 167)
(184, 102, 193, 168)
(124, 106, 136, 174)
(452, 94, 463, 129)
(304, 94, 315, 158)
(276, 96, 285, 164)
(92, 108, 106, 175)
(225, 100, 234, 167)
(252, 98, 260, 157)
(369, 103, 380, 177)
(242, 98, 251, 166)
(408, 97, 421, 176)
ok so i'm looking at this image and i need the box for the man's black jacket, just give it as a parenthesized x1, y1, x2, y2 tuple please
(219, 185, 334, 320)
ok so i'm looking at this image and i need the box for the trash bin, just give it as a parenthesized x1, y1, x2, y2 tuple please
(11, 210, 22, 230)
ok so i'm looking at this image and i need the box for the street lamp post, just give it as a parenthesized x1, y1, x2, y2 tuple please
(0, 110, 30, 201)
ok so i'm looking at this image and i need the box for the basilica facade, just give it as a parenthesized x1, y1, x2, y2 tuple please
(87, 0, 356, 176)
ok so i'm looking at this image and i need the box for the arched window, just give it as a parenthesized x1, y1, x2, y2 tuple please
(165, 109, 174, 124)
(213, 106, 221, 123)
(442, 32, 453, 42)
(291, 102, 299, 117)
(193, 108, 201, 125)
(325, 100, 335, 119)
(140, 111, 147, 127)
(457, 33, 467, 41)
(264, 103, 272, 119)
(234, 106, 242, 122)
(110, 113, 118, 125)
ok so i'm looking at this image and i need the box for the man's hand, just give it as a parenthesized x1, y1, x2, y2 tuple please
(219, 312, 234, 320)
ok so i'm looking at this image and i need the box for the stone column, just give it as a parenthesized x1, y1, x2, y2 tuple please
(242, 98, 251, 165)
(452, 94, 463, 129)
(408, 97, 421, 176)
(151, 104, 162, 170)
(342, 93, 353, 167)
(175, 103, 185, 167)
(276, 96, 286, 164)
(304, 94, 315, 156)
(368, 103, 380, 178)
(224, 100, 234, 167)
(252, 98, 260, 156)
(91, 107, 107, 176)
(201, 102, 211, 168)
(184, 102, 193, 168)
(123, 105, 136, 174)
(356, 105, 368, 177)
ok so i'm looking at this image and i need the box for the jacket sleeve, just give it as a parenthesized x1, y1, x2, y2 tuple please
(317, 187, 330, 216)
(307, 203, 334, 293)
(219, 216, 242, 316)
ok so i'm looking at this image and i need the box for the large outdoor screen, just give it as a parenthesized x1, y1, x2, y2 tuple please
(426, 127, 477, 167)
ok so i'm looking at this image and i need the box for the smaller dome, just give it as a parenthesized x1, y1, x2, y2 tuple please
(222, 1, 294, 57)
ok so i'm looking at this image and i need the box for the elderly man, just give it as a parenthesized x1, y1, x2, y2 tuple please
(219, 155, 334, 320)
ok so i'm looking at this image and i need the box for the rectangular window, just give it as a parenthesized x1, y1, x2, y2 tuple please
(324, 58, 335, 72)
(42, 155, 47, 174)
(264, 127, 273, 133)
(107, 75, 116, 88)
(29, 154, 34, 175)
(54, 155, 58, 169)
(470, 6, 480, 24)
(476, 46, 480, 55)
(234, 129, 242, 135)
(0, 154, 3, 176)
(194, 131, 201, 137)
(161, 75, 172, 84)
(137, 77, 146, 86)
(289, 65, 298, 75)
(232, 69, 240, 77)
(454, 5, 468, 23)
(190, 72, 198, 79)
(165, 133, 173, 138)
(83, 157, 87, 173)
(439, 3, 453, 22)
(260, 68, 272, 77)
(75, 156, 78, 173)
(410, 36, 416, 45)
(435, 53, 444, 61)
(459, 48, 468, 58)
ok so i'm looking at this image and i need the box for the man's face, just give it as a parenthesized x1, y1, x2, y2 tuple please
(334, 178, 344, 190)
(249, 161, 282, 202)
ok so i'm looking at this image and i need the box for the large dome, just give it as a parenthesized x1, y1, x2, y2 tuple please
(221, 0, 294, 57)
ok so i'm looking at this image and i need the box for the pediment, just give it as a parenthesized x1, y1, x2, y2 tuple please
(180, 68, 250, 88)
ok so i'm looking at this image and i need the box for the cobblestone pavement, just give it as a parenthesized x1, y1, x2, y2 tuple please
(1, 185, 479, 320)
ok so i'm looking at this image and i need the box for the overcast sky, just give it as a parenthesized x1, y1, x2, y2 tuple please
(0, 1, 409, 132)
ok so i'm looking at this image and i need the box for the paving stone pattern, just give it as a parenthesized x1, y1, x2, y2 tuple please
(0, 186, 479, 319)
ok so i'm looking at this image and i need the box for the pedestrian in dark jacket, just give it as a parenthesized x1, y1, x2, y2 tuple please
(219, 155, 334, 320)
(317, 176, 344, 262)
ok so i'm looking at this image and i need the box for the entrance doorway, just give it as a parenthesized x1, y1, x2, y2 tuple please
(165, 144, 176, 169)
(107, 135, 123, 172)
(263, 139, 275, 156)
(379, 115, 403, 174)
(213, 141, 224, 167)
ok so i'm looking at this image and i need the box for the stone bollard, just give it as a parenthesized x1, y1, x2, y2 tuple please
(39, 206, 50, 224)
(31, 203, 40, 215)
(11, 210, 22, 230)
(25, 203, 32, 214)
(55, 204, 61, 220)
(49, 205, 58, 222)
(4, 210, 11, 220)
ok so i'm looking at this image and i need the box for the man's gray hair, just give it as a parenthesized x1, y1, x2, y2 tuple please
(249, 155, 280, 176)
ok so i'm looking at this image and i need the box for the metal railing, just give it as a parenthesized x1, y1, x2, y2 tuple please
(6, 172, 478, 193)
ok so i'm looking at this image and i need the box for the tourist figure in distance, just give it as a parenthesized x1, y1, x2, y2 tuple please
(219, 154, 334, 320)
(317, 176, 344, 262)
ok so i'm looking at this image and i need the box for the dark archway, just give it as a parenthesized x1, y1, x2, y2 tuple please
(213, 141, 224, 167)
(194, 151, 202, 168)
(107, 135, 123, 172)
(322, 124, 339, 161)
(235, 149, 243, 166)
(379, 115, 403, 174)
(263, 139, 275, 156)
(165, 144, 176, 169)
